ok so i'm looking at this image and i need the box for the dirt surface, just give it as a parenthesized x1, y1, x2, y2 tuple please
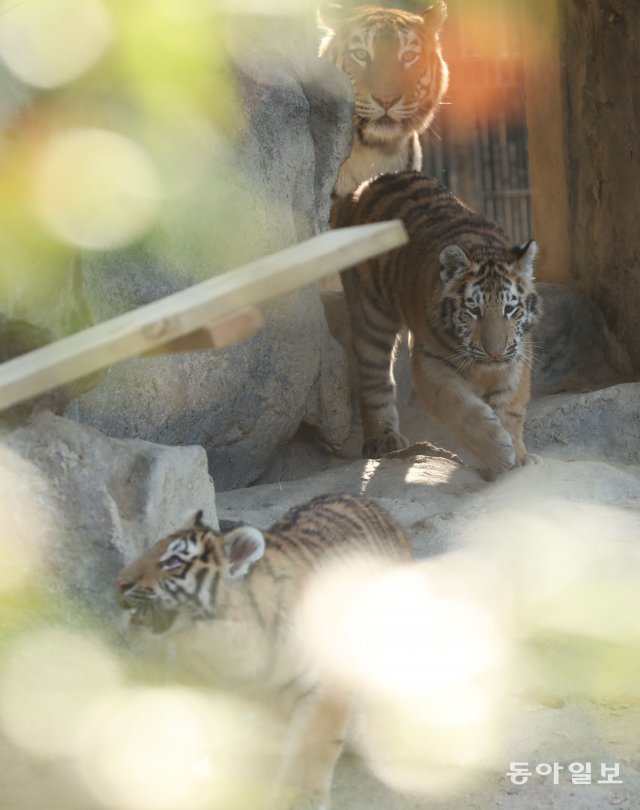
(2, 388, 639, 810)
(219, 389, 640, 810)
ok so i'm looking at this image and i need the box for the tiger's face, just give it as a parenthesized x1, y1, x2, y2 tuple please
(438, 242, 542, 369)
(319, 3, 448, 146)
(116, 512, 265, 634)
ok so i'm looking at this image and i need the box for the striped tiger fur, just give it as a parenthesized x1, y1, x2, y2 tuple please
(319, 2, 449, 196)
(332, 171, 543, 480)
(117, 494, 412, 810)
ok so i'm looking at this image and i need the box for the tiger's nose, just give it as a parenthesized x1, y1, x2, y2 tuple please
(373, 94, 401, 110)
(116, 578, 132, 594)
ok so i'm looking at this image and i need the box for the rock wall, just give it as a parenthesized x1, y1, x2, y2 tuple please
(65, 53, 355, 491)
(0, 412, 217, 621)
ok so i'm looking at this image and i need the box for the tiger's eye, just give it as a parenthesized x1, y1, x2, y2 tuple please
(401, 50, 419, 63)
(161, 555, 183, 570)
(351, 48, 369, 62)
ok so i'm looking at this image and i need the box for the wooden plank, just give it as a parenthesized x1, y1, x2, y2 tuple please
(0, 220, 407, 412)
(142, 307, 265, 355)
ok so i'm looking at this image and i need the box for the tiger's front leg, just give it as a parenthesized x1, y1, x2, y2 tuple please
(487, 361, 540, 468)
(355, 325, 409, 458)
(412, 349, 516, 480)
(270, 685, 352, 810)
(344, 289, 408, 457)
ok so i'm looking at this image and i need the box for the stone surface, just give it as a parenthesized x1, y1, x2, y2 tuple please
(67, 53, 354, 492)
(532, 283, 631, 394)
(70, 286, 351, 492)
(0, 411, 217, 619)
(525, 382, 640, 465)
(216, 419, 640, 810)
(219, 447, 640, 556)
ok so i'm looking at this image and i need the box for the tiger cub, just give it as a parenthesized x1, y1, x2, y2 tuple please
(319, 3, 449, 196)
(116, 494, 413, 810)
(332, 171, 543, 480)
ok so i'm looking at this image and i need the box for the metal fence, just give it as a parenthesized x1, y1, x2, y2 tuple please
(420, 0, 533, 244)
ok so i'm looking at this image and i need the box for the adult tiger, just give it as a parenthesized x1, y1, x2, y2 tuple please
(116, 494, 413, 810)
(332, 171, 543, 480)
(319, 2, 448, 196)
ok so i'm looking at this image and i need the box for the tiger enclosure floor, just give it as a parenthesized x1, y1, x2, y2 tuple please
(2, 385, 639, 810)
(217, 382, 640, 810)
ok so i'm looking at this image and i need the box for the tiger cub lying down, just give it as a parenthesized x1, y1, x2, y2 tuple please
(332, 171, 543, 480)
(117, 494, 413, 810)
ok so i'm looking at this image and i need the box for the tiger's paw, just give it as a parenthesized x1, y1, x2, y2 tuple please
(477, 436, 517, 481)
(516, 451, 543, 467)
(362, 430, 409, 458)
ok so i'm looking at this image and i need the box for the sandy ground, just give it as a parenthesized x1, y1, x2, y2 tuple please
(2, 389, 639, 810)
(221, 391, 640, 810)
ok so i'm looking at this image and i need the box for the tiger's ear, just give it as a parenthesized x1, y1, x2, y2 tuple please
(513, 239, 538, 280)
(223, 527, 266, 579)
(439, 244, 471, 282)
(317, 3, 347, 31)
(422, 1, 447, 32)
(185, 509, 211, 529)
(182, 510, 210, 530)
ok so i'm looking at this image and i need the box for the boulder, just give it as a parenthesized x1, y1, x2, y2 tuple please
(532, 282, 631, 394)
(66, 53, 355, 491)
(0, 412, 217, 620)
(525, 382, 640, 465)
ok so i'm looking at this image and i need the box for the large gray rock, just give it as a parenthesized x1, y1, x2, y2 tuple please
(525, 383, 640, 465)
(532, 282, 631, 394)
(66, 54, 354, 491)
(0, 412, 217, 619)
(70, 287, 351, 492)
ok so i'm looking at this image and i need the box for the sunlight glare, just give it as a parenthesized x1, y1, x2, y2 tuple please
(76, 686, 269, 810)
(0, 448, 47, 593)
(31, 129, 161, 250)
(0, 627, 122, 758)
(0, 0, 112, 89)
(299, 557, 507, 794)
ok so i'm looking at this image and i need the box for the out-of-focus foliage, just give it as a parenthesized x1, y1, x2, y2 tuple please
(0, 0, 243, 331)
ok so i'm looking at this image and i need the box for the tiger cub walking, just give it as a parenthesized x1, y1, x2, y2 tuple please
(116, 494, 413, 810)
(332, 171, 543, 480)
(319, 3, 448, 196)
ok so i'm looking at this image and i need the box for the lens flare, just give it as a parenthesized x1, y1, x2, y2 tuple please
(300, 561, 505, 694)
(0, 447, 46, 593)
(467, 499, 640, 640)
(298, 557, 507, 795)
(31, 128, 161, 250)
(0, 627, 122, 758)
(75, 686, 270, 810)
(147, 0, 217, 22)
(0, 0, 112, 89)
